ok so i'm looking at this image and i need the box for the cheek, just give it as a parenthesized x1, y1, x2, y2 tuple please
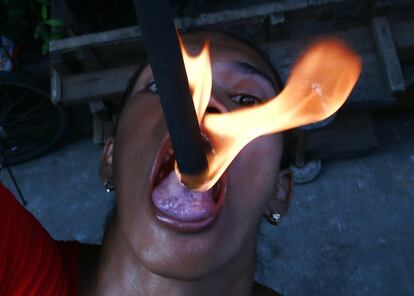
(228, 134, 282, 213)
(115, 97, 164, 176)
(113, 96, 166, 227)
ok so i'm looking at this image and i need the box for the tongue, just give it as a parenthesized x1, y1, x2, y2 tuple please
(152, 171, 216, 222)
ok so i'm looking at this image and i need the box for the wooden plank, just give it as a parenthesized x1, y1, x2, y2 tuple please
(61, 65, 137, 105)
(59, 44, 392, 107)
(52, 18, 414, 73)
(92, 115, 114, 144)
(50, 69, 62, 105)
(49, 0, 343, 53)
(50, 52, 72, 75)
(50, 26, 142, 52)
(264, 25, 396, 107)
(89, 100, 111, 144)
(57, 18, 414, 106)
(392, 19, 414, 60)
(90, 42, 146, 69)
(371, 17, 405, 94)
(89, 101, 107, 115)
(92, 115, 103, 144)
(268, 13, 285, 40)
(176, 0, 341, 28)
(348, 52, 395, 107)
(75, 47, 103, 71)
(90, 100, 114, 144)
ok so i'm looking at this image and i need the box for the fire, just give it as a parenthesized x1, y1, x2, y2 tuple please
(179, 38, 362, 191)
(180, 39, 212, 122)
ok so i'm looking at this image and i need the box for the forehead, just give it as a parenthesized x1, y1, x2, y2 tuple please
(181, 31, 276, 82)
(132, 31, 279, 97)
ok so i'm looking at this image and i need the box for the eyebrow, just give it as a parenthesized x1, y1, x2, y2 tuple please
(230, 61, 277, 92)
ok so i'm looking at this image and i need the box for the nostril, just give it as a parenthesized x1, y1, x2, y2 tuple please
(206, 106, 220, 114)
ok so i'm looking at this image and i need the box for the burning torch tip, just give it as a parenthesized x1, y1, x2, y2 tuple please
(180, 170, 210, 192)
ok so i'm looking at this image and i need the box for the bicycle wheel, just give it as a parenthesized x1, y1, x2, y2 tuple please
(0, 72, 68, 166)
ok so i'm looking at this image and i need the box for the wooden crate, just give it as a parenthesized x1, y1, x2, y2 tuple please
(49, 0, 414, 145)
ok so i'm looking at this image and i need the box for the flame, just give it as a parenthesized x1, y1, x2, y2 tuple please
(180, 38, 212, 122)
(179, 38, 362, 191)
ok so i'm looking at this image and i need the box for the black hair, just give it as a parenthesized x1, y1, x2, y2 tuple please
(116, 28, 292, 168)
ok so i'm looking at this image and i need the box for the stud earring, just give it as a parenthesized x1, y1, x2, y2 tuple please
(266, 210, 282, 225)
(104, 179, 115, 193)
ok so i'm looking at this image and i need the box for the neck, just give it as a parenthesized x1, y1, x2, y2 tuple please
(91, 216, 257, 296)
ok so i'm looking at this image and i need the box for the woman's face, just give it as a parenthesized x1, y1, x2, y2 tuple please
(107, 32, 290, 280)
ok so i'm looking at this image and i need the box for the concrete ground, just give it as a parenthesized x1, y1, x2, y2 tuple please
(1, 109, 413, 296)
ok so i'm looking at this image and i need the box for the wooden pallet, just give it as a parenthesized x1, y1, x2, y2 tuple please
(50, 0, 347, 105)
(50, 5, 414, 106)
(49, 0, 414, 145)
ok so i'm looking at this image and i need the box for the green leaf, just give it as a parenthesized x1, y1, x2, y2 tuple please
(45, 19, 63, 27)
(35, 25, 48, 40)
(42, 41, 49, 55)
(41, 4, 47, 21)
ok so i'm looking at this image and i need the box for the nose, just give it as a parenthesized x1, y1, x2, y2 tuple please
(205, 85, 231, 114)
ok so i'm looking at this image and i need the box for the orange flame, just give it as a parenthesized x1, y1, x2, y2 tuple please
(179, 38, 362, 191)
(180, 39, 212, 122)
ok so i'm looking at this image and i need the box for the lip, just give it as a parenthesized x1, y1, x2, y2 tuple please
(150, 136, 227, 233)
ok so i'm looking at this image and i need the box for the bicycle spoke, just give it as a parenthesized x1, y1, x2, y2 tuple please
(0, 74, 66, 165)
(6, 115, 58, 127)
(9, 123, 56, 134)
(8, 92, 39, 115)
(1, 86, 39, 119)
(6, 100, 52, 128)
(10, 133, 49, 143)
(9, 116, 57, 130)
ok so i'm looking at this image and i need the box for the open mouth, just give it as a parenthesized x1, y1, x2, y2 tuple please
(150, 136, 226, 232)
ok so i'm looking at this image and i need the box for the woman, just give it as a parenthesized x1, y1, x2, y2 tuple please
(0, 30, 293, 295)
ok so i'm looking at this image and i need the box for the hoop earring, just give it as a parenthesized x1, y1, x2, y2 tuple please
(104, 179, 115, 193)
(266, 210, 281, 226)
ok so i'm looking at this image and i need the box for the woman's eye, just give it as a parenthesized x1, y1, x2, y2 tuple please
(146, 81, 158, 93)
(231, 94, 261, 106)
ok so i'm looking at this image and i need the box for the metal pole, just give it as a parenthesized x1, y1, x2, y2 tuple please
(133, 0, 208, 179)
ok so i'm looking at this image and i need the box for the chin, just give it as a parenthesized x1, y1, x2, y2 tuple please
(118, 136, 241, 280)
(114, 124, 269, 282)
(139, 247, 229, 281)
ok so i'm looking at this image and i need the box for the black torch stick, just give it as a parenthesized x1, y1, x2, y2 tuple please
(133, 0, 208, 183)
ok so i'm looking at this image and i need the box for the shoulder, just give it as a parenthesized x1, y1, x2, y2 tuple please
(0, 182, 77, 295)
(252, 282, 282, 296)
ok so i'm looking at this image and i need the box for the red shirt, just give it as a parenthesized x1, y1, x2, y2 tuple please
(0, 182, 78, 295)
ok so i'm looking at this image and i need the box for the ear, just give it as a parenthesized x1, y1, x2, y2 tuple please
(266, 169, 293, 217)
(100, 137, 114, 183)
